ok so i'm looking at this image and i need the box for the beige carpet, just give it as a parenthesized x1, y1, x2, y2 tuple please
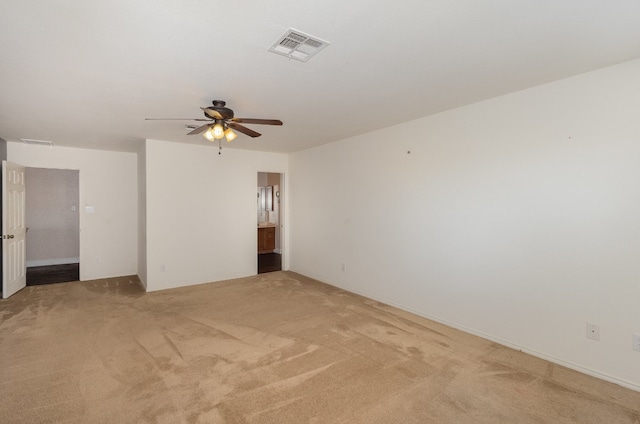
(1, 271, 639, 423)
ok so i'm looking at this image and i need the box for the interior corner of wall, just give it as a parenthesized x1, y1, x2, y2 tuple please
(136, 274, 148, 291)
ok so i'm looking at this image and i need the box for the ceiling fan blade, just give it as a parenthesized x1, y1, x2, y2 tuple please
(145, 118, 213, 121)
(228, 122, 261, 138)
(201, 107, 223, 119)
(231, 118, 283, 126)
(187, 124, 212, 135)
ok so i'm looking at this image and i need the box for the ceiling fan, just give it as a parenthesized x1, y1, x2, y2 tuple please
(146, 100, 283, 143)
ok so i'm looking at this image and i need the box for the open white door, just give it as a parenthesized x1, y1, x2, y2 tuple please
(2, 161, 26, 298)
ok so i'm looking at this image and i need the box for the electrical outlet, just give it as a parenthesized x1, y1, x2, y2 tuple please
(586, 323, 600, 341)
(341, 263, 346, 272)
(633, 334, 640, 352)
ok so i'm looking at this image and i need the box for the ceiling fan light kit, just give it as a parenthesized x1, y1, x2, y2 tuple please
(203, 123, 236, 143)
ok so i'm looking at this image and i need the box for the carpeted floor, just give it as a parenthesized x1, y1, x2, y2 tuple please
(1, 271, 639, 423)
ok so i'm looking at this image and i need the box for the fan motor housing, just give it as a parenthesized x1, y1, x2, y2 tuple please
(209, 100, 234, 119)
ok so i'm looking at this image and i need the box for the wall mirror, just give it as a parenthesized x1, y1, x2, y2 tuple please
(258, 186, 274, 211)
(265, 186, 273, 211)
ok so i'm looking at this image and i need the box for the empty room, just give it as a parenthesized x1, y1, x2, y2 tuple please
(1, 1, 640, 422)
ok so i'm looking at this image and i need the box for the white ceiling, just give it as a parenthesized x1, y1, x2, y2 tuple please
(2, 0, 640, 154)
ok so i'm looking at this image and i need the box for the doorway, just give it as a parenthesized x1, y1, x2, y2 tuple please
(257, 172, 282, 274)
(25, 167, 80, 285)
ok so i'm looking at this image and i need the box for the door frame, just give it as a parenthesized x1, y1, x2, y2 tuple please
(24, 167, 81, 284)
(256, 171, 285, 273)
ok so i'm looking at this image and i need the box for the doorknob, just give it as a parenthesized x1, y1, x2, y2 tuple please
(8, 235, 14, 239)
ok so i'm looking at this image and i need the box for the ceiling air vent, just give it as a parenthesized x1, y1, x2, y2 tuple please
(268, 29, 329, 62)
(20, 138, 54, 146)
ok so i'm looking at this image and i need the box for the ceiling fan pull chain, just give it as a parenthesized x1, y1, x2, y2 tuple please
(219, 139, 222, 155)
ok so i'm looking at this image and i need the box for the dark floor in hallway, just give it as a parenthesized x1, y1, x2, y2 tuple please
(258, 253, 281, 274)
(27, 263, 80, 286)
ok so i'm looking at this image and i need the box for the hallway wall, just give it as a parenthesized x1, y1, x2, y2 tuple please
(142, 139, 289, 291)
(8, 142, 138, 280)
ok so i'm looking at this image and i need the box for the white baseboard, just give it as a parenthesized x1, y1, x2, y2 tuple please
(27, 257, 79, 267)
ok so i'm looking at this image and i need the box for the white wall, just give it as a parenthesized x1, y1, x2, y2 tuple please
(144, 139, 288, 291)
(8, 142, 138, 280)
(289, 58, 640, 390)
